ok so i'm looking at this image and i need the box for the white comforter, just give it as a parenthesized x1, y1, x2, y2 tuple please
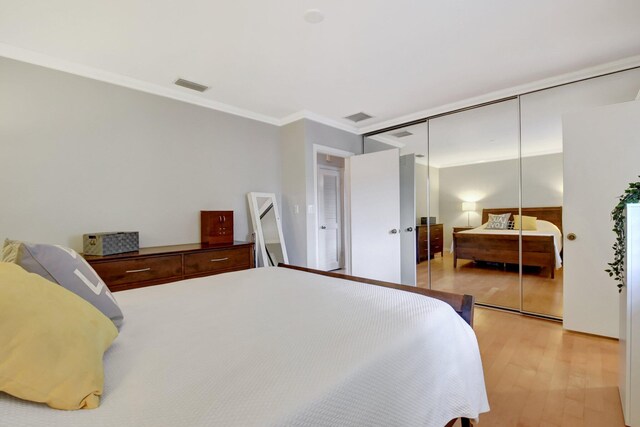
(453, 220, 563, 268)
(0, 267, 489, 426)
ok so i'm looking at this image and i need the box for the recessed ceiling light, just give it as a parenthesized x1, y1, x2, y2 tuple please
(304, 9, 325, 24)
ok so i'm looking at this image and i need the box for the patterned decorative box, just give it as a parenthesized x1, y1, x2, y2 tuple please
(83, 232, 139, 256)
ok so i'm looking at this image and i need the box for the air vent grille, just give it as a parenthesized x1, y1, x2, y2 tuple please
(391, 130, 413, 138)
(174, 78, 209, 92)
(344, 112, 373, 123)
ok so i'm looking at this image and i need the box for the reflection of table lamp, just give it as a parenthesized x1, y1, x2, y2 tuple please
(462, 202, 476, 227)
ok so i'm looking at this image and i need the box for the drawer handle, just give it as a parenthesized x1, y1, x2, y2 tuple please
(125, 267, 151, 274)
(210, 257, 229, 262)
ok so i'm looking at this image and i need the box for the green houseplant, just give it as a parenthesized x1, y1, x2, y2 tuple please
(606, 177, 640, 292)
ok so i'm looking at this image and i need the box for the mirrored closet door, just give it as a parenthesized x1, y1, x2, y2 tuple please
(520, 66, 640, 318)
(427, 99, 520, 310)
(360, 66, 640, 318)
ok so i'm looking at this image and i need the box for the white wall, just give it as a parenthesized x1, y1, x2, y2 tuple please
(0, 57, 281, 251)
(521, 154, 565, 206)
(416, 163, 439, 224)
(279, 119, 362, 268)
(563, 100, 640, 338)
(438, 153, 563, 247)
(280, 120, 307, 266)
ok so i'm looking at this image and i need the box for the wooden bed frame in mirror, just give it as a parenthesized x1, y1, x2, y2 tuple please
(278, 263, 475, 427)
(453, 206, 562, 279)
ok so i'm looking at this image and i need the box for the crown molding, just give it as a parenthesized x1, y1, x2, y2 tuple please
(279, 110, 360, 134)
(0, 43, 363, 133)
(430, 148, 564, 169)
(3, 43, 639, 136)
(0, 43, 282, 126)
(359, 55, 640, 134)
(367, 135, 405, 148)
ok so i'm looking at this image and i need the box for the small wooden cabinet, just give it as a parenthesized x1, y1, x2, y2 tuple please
(85, 241, 254, 292)
(416, 224, 444, 262)
(201, 211, 234, 245)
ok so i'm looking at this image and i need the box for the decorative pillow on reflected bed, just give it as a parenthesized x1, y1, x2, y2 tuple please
(2, 239, 123, 329)
(513, 215, 538, 230)
(0, 262, 118, 410)
(485, 213, 511, 229)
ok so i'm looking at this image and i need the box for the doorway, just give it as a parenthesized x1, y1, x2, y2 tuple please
(318, 161, 343, 271)
(313, 144, 352, 272)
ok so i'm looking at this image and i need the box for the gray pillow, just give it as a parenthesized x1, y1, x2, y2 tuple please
(486, 213, 511, 230)
(2, 239, 123, 329)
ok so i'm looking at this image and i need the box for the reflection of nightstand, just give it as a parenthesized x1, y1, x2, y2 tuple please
(453, 226, 474, 233)
(416, 224, 443, 262)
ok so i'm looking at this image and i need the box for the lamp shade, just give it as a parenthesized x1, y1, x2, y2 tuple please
(462, 202, 476, 212)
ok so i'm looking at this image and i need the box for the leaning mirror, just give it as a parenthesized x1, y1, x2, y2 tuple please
(248, 192, 289, 267)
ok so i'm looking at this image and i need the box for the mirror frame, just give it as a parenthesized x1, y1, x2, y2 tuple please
(247, 192, 289, 267)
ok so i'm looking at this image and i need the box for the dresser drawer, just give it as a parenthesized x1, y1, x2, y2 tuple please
(184, 247, 251, 276)
(92, 255, 182, 287)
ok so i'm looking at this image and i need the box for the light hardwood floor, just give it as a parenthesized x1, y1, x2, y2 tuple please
(461, 308, 623, 426)
(419, 253, 563, 318)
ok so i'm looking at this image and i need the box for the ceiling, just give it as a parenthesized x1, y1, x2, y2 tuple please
(1, 0, 640, 132)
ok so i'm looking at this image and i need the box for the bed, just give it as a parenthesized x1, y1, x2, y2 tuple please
(0, 265, 489, 427)
(453, 206, 563, 278)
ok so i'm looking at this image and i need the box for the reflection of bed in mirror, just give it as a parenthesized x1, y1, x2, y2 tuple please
(452, 207, 562, 278)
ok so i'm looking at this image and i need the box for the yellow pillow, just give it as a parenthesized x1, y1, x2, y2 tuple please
(0, 262, 118, 410)
(513, 215, 537, 230)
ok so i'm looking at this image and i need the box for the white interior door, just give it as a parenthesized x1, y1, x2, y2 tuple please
(349, 149, 401, 283)
(563, 100, 640, 338)
(318, 168, 342, 271)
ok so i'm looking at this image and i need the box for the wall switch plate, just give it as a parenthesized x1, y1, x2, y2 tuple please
(294, 205, 300, 214)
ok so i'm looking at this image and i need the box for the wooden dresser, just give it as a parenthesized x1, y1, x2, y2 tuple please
(416, 224, 444, 262)
(84, 241, 254, 292)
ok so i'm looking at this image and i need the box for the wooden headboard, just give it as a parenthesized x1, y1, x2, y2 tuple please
(481, 206, 562, 233)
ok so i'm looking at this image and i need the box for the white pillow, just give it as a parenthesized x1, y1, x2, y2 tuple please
(485, 213, 511, 230)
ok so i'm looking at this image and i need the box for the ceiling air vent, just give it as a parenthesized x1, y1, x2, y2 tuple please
(391, 130, 413, 138)
(344, 112, 373, 123)
(174, 78, 209, 93)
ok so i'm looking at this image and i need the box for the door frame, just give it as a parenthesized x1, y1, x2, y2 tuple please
(313, 144, 355, 272)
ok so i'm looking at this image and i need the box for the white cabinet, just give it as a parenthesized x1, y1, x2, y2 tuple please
(621, 203, 640, 426)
